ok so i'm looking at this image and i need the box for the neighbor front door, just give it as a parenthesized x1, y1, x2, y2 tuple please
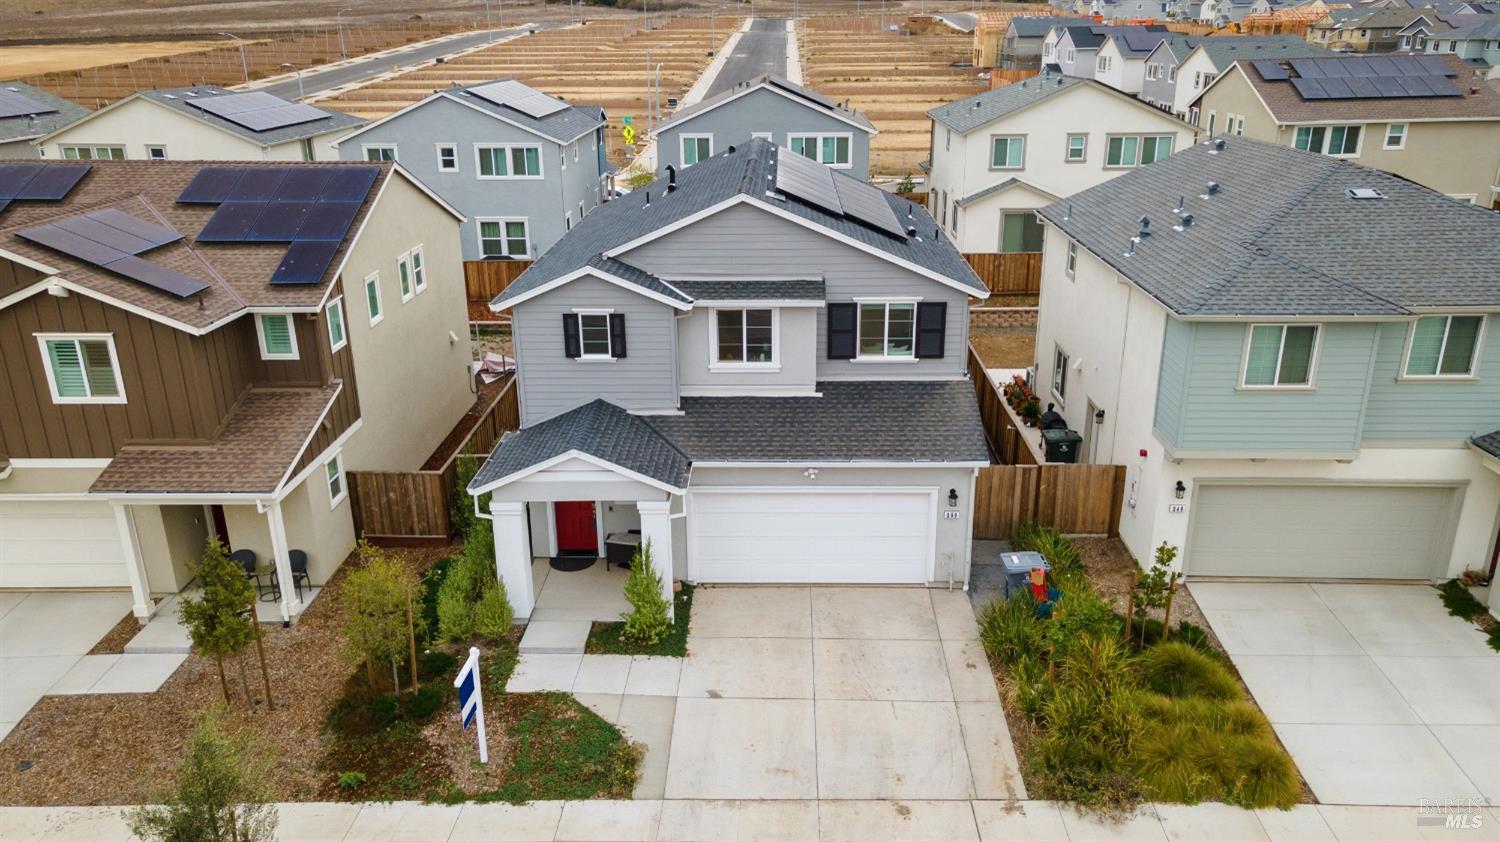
(554, 501, 597, 554)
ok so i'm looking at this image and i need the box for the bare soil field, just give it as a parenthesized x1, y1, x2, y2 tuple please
(319, 16, 737, 172)
(0, 40, 261, 76)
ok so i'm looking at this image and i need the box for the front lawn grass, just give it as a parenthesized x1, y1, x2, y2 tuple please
(585, 584, 693, 657)
(477, 692, 640, 803)
(979, 524, 1301, 814)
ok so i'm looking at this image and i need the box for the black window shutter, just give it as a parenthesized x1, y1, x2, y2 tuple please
(562, 313, 581, 358)
(916, 301, 947, 359)
(609, 313, 627, 359)
(827, 303, 857, 360)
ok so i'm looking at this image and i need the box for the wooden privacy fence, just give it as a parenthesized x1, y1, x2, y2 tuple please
(463, 260, 533, 302)
(964, 252, 1043, 295)
(968, 343, 1036, 465)
(972, 463, 1127, 539)
(348, 379, 520, 541)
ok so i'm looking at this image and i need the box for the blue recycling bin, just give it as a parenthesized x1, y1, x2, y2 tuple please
(999, 551, 1050, 600)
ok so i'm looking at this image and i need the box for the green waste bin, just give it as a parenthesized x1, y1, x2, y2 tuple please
(1041, 428, 1082, 463)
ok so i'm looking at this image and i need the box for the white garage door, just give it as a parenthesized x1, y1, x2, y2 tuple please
(0, 500, 129, 588)
(688, 489, 934, 583)
(1187, 484, 1457, 580)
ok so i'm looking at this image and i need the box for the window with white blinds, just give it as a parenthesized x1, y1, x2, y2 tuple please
(1405, 315, 1483, 377)
(257, 314, 298, 359)
(40, 336, 123, 403)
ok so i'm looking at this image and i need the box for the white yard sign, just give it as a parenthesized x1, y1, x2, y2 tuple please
(453, 646, 489, 764)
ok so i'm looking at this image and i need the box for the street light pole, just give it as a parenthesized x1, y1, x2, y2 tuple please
(280, 63, 304, 101)
(483, 0, 494, 43)
(336, 9, 352, 60)
(218, 32, 249, 86)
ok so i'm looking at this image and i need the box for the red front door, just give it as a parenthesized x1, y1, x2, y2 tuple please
(554, 501, 597, 554)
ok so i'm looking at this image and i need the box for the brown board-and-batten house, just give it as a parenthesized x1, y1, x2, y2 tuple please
(0, 159, 473, 622)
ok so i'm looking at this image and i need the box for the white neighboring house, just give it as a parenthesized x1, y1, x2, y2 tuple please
(1169, 37, 1334, 121)
(1031, 137, 1500, 598)
(925, 76, 1193, 256)
(35, 86, 363, 162)
(1093, 30, 1175, 95)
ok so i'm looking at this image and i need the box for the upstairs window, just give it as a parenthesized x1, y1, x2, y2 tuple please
(1383, 123, 1406, 150)
(410, 246, 426, 293)
(60, 145, 124, 160)
(1294, 125, 1361, 157)
(563, 311, 625, 361)
(326, 296, 347, 352)
(436, 143, 458, 172)
(256, 314, 298, 360)
(1065, 134, 1087, 162)
(1106, 135, 1173, 168)
(364, 272, 383, 326)
(857, 302, 916, 359)
(1066, 240, 1079, 278)
(1242, 324, 1319, 387)
(1052, 345, 1068, 403)
(789, 134, 851, 168)
(363, 145, 397, 162)
(38, 335, 124, 403)
(1404, 315, 1483, 378)
(325, 451, 346, 508)
(990, 135, 1025, 169)
(714, 309, 775, 365)
(681, 135, 712, 167)
(477, 144, 541, 177)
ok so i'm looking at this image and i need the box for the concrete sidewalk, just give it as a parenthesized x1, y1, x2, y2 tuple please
(3, 799, 1495, 841)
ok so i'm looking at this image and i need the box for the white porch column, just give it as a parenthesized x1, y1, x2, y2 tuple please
(490, 501, 535, 620)
(637, 499, 675, 622)
(265, 501, 301, 624)
(111, 503, 155, 621)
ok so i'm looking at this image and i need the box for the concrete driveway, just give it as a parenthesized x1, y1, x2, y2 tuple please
(1191, 582, 1499, 807)
(0, 592, 132, 740)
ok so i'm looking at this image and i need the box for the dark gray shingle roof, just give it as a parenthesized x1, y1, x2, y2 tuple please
(0, 82, 89, 145)
(1195, 35, 1335, 67)
(1008, 16, 1086, 38)
(469, 399, 692, 491)
(494, 137, 985, 308)
(1036, 137, 1500, 317)
(654, 75, 875, 135)
(1473, 431, 1500, 459)
(446, 81, 605, 144)
(140, 87, 363, 145)
(671, 280, 826, 301)
(928, 75, 1085, 134)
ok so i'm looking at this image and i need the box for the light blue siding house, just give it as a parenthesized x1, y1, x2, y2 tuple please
(332, 80, 606, 262)
(1032, 136, 1500, 588)
(651, 75, 876, 180)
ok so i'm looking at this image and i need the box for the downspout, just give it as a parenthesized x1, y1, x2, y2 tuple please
(1108, 278, 1134, 461)
(962, 466, 978, 591)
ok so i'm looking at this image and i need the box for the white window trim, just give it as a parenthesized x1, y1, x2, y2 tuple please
(255, 313, 300, 360)
(989, 134, 1026, 170)
(680, 133, 714, 167)
(474, 143, 544, 180)
(787, 132, 855, 169)
(750, 131, 773, 140)
(1065, 133, 1087, 163)
(853, 301, 919, 362)
(1103, 134, 1174, 169)
(145, 145, 167, 160)
(1383, 123, 1407, 150)
(34, 332, 127, 405)
(1052, 344, 1068, 407)
(59, 145, 124, 160)
(325, 450, 347, 509)
(1295, 124, 1364, 159)
(575, 309, 615, 361)
(476, 216, 531, 259)
(410, 245, 427, 294)
(1065, 240, 1078, 279)
(364, 272, 384, 326)
(1238, 323, 1322, 390)
(1399, 314, 1486, 380)
(435, 142, 459, 172)
(396, 252, 414, 303)
(708, 307, 781, 371)
(326, 295, 347, 353)
(361, 143, 397, 162)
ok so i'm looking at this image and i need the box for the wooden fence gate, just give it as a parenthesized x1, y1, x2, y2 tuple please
(971, 463, 1126, 539)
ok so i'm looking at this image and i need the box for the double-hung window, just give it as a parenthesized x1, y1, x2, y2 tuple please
(1294, 125, 1361, 157)
(714, 309, 775, 366)
(1052, 345, 1068, 403)
(38, 334, 124, 403)
(1404, 315, 1484, 378)
(409, 246, 426, 293)
(325, 451, 346, 508)
(788, 134, 851, 167)
(364, 272, 383, 326)
(256, 314, 299, 360)
(397, 253, 414, 302)
(681, 135, 712, 167)
(1106, 135, 1174, 168)
(325, 296, 347, 352)
(476, 144, 542, 178)
(857, 302, 916, 359)
(1383, 123, 1406, 149)
(363, 145, 397, 162)
(1065, 240, 1079, 278)
(578, 312, 613, 359)
(436, 143, 458, 172)
(1065, 133, 1087, 162)
(1241, 324, 1319, 387)
(990, 135, 1024, 169)
(478, 218, 529, 258)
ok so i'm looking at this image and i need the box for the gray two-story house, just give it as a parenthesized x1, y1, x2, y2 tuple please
(1032, 137, 1500, 593)
(651, 75, 877, 180)
(0, 82, 89, 159)
(467, 138, 992, 624)
(333, 80, 607, 262)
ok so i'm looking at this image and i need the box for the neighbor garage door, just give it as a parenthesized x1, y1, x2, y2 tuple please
(1187, 484, 1457, 580)
(0, 500, 129, 588)
(688, 489, 934, 583)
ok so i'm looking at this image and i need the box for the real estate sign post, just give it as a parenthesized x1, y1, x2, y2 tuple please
(453, 646, 488, 764)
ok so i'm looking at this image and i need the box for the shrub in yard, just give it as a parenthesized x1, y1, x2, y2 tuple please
(179, 538, 257, 706)
(1012, 522, 1082, 574)
(449, 456, 485, 541)
(1489, 623, 1500, 653)
(1131, 617, 1217, 654)
(474, 581, 514, 640)
(341, 542, 424, 692)
(1138, 642, 1240, 701)
(126, 708, 278, 842)
(436, 567, 477, 642)
(978, 592, 1042, 667)
(621, 540, 671, 645)
(1437, 579, 1487, 622)
(1008, 653, 1053, 721)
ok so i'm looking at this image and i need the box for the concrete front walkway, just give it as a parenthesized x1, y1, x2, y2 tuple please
(1192, 582, 1499, 807)
(507, 586, 1025, 803)
(4, 800, 1497, 841)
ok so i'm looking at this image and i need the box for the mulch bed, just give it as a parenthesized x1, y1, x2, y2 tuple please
(85, 597, 162, 656)
(0, 543, 457, 807)
(418, 375, 511, 471)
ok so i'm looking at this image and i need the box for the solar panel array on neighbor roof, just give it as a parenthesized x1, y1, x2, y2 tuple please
(0, 162, 91, 214)
(774, 148, 906, 238)
(0, 87, 60, 119)
(17, 209, 207, 298)
(1260, 54, 1463, 100)
(465, 80, 571, 118)
(184, 90, 330, 133)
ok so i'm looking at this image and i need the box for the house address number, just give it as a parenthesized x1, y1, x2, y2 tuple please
(1167, 503, 1186, 514)
(942, 510, 961, 520)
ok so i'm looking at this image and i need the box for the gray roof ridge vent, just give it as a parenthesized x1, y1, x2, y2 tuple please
(1172, 213, 1194, 232)
(1209, 138, 1226, 154)
(1200, 180, 1219, 199)
(1136, 216, 1151, 238)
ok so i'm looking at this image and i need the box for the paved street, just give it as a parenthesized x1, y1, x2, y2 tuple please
(705, 18, 789, 96)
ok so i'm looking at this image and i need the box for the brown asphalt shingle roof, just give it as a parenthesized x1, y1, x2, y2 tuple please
(0, 160, 391, 330)
(90, 386, 339, 494)
(1231, 53, 1500, 123)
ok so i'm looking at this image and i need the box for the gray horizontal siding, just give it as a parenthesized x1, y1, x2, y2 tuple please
(1153, 315, 1190, 444)
(512, 276, 677, 425)
(656, 87, 871, 180)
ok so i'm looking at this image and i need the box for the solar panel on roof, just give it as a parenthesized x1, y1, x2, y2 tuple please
(226, 169, 286, 202)
(1414, 54, 1457, 76)
(1343, 76, 1380, 98)
(1364, 56, 1398, 76)
(178, 167, 247, 203)
(53, 215, 163, 254)
(15, 164, 90, 201)
(246, 201, 314, 241)
(1290, 58, 1326, 78)
(0, 88, 59, 120)
(832, 176, 906, 238)
(269, 240, 339, 285)
(319, 167, 379, 202)
(767, 75, 839, 110)
(1342, 57, 1378, 77)
(107, 256, 211, 298)
(295, 200, 360, 241)
(1372, 75, 1408, 97)
(1320, 60, 1351, 78)
(1425, 76, 1462, 97)
(467, 80, 570, 118)
(774, 148, 844, 216)
(197, 201, 268, 242)
(82, 208, 182, 249)
(0, 163, 39, 198)
(1252, 59, 1289, 81)
(273, 169, 333, 203)
(1291, 77, 1330, 100)
(185, 91, 328, 132)
(1318, 77, 1355, 98)
(18, 224, 124, 264)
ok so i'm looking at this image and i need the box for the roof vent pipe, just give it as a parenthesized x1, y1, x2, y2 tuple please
(1173, 213, 1193, 231)
(643, 190, 650, 208)
(1203, 180, 1219, 197)
(1063, 202, 1072, 221)
(727, 144, 736, 154)
(1123, 239, 1136, 258)
(934, 225, 940, 239)
(907, 223, 918, 237)
(665, 165, 677, 193)
(1137, 215, 1151, 237)
(1175, 195, 1186, 214)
